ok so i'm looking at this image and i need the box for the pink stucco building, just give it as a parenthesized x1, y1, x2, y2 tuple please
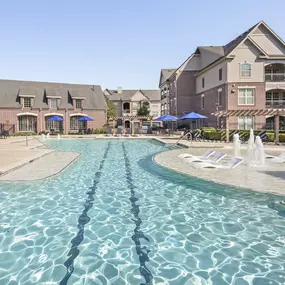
(0, 79, 107, 134)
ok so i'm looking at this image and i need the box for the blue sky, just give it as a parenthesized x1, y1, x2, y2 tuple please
(0, 0, 284, 90)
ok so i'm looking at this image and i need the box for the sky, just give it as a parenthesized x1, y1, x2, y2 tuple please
(0, 0, 285, 90)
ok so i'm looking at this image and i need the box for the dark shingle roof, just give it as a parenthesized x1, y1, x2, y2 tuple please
(196, 21, 261, 74)
(0, 79, 106, 109)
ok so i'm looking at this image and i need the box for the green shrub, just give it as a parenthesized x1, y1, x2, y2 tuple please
(11, 132, 37, 136)
(279, 134, 285, 142)
(92, 128, 106, 134)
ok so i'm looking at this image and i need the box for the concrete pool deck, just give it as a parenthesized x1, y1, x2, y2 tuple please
(154, 147, 285, 196)
(0, 151, 80, 181)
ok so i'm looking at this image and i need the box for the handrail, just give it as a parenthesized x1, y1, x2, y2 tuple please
(175, 132, 192, 145)
(32, 136, 51, 149)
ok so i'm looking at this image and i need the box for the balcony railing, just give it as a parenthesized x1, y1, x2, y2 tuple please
(265, 73, 285, 81)
(266, 100, 285, 108)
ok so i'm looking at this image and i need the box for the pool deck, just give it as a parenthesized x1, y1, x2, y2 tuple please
(154, 147, 285, 196)
(0, 151, 80, 181)
(0, 136, 285, 194)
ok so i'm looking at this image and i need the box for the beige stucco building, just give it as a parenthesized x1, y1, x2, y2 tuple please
(104, 88, 161, 128)
(0, 79, 107, 134)
(159, 21, 285, 130)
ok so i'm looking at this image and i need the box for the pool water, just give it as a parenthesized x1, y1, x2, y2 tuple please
(1, 139, 285, 285)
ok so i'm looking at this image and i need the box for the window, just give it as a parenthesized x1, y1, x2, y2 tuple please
(240, 63, 251, 78)
(23, 98, 31, 108)
(238, 88, 254, 105)
(238, 116, 254, 130)
(50, 98, 57, 109)
(75, 99, 82, 109)
(219, 68, 223, 81)
(202, 78, 205, 88)
(218, 90, 222, 106)
(70, 116, 86, 131)
(45, 115, 62, 131)
(152, 111, 159, 116)
(201, 95, 205, 109)
(18, 115, 37, 132)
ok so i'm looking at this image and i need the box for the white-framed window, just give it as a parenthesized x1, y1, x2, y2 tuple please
(75, 99, 82, 109)
(238, 88, 254, 105)
(240, 63, 251, 78)
(70, 116, 86, 131)
(50, 98, 57, 109)
(152, 111, 159, 116)
(18, 115, 37, 132)
(238, 116, 254, 130)
(201, 94, 205, 109)
(218, 90, 222, 106)
(45, 115, 63, 131)
(23, 97, 31, 108)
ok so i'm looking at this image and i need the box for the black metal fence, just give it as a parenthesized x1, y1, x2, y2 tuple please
(0, 123, 15, 134)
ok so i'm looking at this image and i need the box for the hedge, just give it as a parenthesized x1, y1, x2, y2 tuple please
(200, 128, 285, 142)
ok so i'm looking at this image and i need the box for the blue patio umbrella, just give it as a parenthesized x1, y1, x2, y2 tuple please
(179, 112, 207, 120)
(154, 115, 178, 121)
(48, 115, 64, 121)
(78, 115, 94, 121)
(155, 115, 178, 131)
(179, 112, 207, 130)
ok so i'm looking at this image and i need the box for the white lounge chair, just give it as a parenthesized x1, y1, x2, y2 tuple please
(186, 152, 227, 163)
(192, 157, 244, 169)
(178, 149, 215, 159)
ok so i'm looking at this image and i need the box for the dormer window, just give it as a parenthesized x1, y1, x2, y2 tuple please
(50, 98, 58, 109)
(23, 97, 31, 107)
(76, 99, 82, 109)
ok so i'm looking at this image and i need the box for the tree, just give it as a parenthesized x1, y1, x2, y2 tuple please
(137, 104, 150, 116)
(104, 95, 117, 120)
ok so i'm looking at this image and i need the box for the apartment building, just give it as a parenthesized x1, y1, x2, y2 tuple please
(158, 69, 175, 115)
(160, 21, 285, 130)
(0, 79, 107, 134)
(104, 88, 161, 128)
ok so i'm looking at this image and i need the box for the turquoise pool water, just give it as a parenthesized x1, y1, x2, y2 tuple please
(0, 139, 285, 285)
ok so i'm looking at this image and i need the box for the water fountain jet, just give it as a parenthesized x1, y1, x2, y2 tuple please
(233, 133, 241, 158)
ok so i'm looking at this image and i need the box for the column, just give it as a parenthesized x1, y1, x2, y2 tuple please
(226, 115, 230, 143)
(274, 113, 280, 144)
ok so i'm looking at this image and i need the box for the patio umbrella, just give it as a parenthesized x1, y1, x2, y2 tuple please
(179, 112, 207, 129)
(155, 115, 178, 131)
(78, 115, 94, 121)
(48, 115, 64, 121)
(154, 115, 178, 121)
(179, 112, 207, 120)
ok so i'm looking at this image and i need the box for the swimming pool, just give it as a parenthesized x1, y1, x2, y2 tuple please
(0, 139, 285, 285)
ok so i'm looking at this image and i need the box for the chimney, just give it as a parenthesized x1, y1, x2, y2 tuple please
(117, 86, 123, 94)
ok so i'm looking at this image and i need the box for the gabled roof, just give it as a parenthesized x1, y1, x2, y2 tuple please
(196, 20, 285, 75)
(159, 69, 176, 87)
(195, 46, 225, 57)
(105, 89, 160, 101)
(0, 79, 107, 109)
(223, 22, 260, 56)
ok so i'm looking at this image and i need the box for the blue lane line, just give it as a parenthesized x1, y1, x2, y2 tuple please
(59, 142, 111, 285)
(121, 142, 153, 285)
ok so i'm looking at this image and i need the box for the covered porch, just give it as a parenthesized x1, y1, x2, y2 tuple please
(214, 109, 285, 144)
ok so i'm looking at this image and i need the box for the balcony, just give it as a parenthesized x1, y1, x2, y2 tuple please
(122, 109, 130, 116)
(265, 73, 285, 81)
